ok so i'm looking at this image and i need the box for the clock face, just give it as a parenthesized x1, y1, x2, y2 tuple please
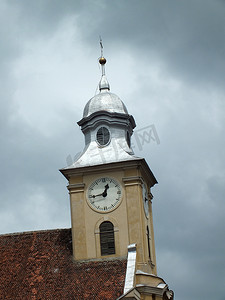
(142, 184, 149, 218)
(87, 177, 122, 212)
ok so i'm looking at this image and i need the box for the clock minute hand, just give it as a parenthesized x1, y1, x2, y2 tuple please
(92, 193, 103, 198)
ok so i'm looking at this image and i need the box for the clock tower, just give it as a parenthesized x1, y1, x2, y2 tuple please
(60, 50, 173, 299)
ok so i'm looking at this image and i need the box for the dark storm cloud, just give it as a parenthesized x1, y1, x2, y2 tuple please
(0, 1, 224, 300)
(75, 0, 225, 90)
(6, 0, 225, 92)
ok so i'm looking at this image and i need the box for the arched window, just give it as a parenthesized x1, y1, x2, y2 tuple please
(147, 226, 152, 261)
(100, 221, 115, 255)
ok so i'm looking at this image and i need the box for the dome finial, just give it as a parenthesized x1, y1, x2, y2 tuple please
(98, 37, 110, 92)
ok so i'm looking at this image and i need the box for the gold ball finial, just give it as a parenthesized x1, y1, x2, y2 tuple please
(99, 56, 106, 65)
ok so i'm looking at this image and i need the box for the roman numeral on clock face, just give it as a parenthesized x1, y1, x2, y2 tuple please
(87, 177, 122, 212)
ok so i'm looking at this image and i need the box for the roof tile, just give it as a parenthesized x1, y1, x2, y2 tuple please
(0, 229, 127, 299)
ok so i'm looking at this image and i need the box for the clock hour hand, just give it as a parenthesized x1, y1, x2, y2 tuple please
(102, 184, 109, 197)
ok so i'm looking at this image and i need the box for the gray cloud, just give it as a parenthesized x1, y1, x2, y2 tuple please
(0, 1, 224, 299)
(77, 0, 225, 91)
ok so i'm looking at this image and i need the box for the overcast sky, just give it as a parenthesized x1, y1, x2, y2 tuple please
(0, 1, 225, 299)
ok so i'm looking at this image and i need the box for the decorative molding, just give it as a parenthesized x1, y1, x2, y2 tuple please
(78, 110, 136, 129)
(94, 216, 119, 234)
(67, 183, 85, 194)
(122, 176, 143, 187)
(60, 159, 157, 188)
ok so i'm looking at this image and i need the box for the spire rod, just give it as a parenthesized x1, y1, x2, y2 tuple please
(98, 37, 110, 92)
(100, 36, 103, 57)
(99, 36, 106, 75)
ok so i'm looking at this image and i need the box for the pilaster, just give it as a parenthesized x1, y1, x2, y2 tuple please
(67, 182, 86, 260)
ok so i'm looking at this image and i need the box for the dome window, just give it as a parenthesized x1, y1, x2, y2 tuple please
(96, 127, 110, 146)
(126, 131, 131, 148)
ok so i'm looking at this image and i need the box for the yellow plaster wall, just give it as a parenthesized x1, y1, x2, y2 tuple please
(67, 161, 157, 272)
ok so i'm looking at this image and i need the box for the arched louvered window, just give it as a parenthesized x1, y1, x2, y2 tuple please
(100, 221, 115, 255)
(147, 226, 152, 261)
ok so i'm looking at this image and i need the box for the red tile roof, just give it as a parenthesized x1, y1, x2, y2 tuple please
(0, 229, 127, 300)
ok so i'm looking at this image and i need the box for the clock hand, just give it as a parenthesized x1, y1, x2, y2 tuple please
(89, 193, 103, 198)
(102, 184, 109, 198)
(90, 184, 109, 198)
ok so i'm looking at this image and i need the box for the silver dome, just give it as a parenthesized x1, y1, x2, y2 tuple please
(83, 91, 128, 118)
